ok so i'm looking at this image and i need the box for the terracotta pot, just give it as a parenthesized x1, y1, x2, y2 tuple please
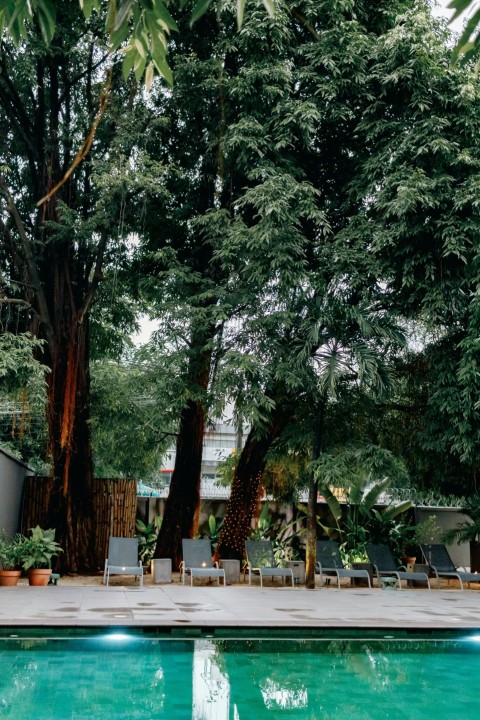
(0, 569, 22, 587)
(27, 568, 52, 586)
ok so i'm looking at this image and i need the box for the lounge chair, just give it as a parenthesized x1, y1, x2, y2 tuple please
(316, 540, 371, 589)
(366, 543, 431, 590)
(245, 540, 294, 587)
(103, 537, 143, 587)
(180, 539, 226, 586)
(421, 543, 480, 590)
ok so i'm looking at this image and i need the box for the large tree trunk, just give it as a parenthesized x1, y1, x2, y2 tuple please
(0, 15, 110, 573)
(154, 398, 207, 569)
(215, 399, 293, 562)
(44, 316, 96, 572)
(154, 330, 213, 569)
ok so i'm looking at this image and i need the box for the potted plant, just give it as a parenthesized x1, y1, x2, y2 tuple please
(401, 515, 442, 568)
(0, 532, 25, 586)
(20, 526, 63, 586)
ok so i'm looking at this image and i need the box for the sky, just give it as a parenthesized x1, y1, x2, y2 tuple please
(433, 0, 475, 32)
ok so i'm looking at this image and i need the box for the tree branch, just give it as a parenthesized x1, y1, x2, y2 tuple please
(78, 227, 108, 323)
(36, 70, 112, 207)
(0, 175, 54, 348)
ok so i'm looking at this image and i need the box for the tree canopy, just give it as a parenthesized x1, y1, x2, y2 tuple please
(2, 0, 480, 572)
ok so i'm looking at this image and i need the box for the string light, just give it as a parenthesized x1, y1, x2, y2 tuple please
(218, 472, 263, 558)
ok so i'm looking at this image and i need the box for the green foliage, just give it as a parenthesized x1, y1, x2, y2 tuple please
(0, 0, 275, 85)
(215, 450, 241, 487)
(20, 526, 62, 570)
(0, 333, 46, 394)
(249, 503, 303, 565)
(198, 514, 224, 549)
(448, 0, 480, 68)
(0, 532, 26, 570)
(135, 516, 162, 564)
(319, 474, 412, 563)
(413, 515, 442, 545)
(89, 359, 175, 480)
(0, 334, 49, 471)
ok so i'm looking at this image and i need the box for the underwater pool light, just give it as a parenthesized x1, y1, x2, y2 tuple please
(465, 634, 480, 643)
(104, 633, 133, 642)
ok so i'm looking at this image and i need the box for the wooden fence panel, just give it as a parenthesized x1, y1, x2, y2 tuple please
(21, 477, 137, 570)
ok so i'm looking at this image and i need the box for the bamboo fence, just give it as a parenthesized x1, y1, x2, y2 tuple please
(21, 476, 137, 569)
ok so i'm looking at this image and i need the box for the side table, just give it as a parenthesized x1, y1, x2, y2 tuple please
(220, 559, 240, 585)
(286, 560, 305, 585)
(151, 558, 172, 584)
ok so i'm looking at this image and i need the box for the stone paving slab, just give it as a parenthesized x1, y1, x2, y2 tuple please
(0, 584, 479, 629)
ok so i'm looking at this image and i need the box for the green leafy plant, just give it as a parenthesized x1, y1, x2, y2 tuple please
(413, 515, 442, 545)
(320, 476, 412, 564)
(135, 517, 162, 565)
(0, 532, 26, 570)
(249, 503, 303, 566)
(20, 526, 62, 570)
(200, 515, 224, 550)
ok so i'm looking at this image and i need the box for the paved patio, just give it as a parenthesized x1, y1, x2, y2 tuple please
(1, 579, 480, 629)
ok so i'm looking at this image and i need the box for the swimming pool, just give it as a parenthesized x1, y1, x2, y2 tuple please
(0, 629, 479, 718)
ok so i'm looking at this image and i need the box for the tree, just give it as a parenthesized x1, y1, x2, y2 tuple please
(215, 0, 414, 563)
(137, 1, 326, 566)
(0, 6, 141, 569)
(348, 5, 480, 496)
(134, 11, 240, 567)
(0, 0, 274, 86)
(446, 0, 480, 66)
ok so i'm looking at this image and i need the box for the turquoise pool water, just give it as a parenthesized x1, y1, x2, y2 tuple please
(0, 631, 479, 719)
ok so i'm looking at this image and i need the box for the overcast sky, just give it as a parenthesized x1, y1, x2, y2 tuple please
(433, 0, 473, 32)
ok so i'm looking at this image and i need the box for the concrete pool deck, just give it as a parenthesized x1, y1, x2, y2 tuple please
(1, 578, 480, 628)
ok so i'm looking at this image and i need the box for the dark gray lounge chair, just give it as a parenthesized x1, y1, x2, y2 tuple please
(316, 540, 371, 589)
(103, 537, 143, 587)
(181, 539, 226, 586)
(366, 543, 431, 590)
(421, 543, 480, 591)
(245, 540, 294, 587)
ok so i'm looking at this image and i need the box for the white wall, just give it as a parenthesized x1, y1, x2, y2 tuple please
(0, 448, 32, 537)
(415, 508, 471, 569)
